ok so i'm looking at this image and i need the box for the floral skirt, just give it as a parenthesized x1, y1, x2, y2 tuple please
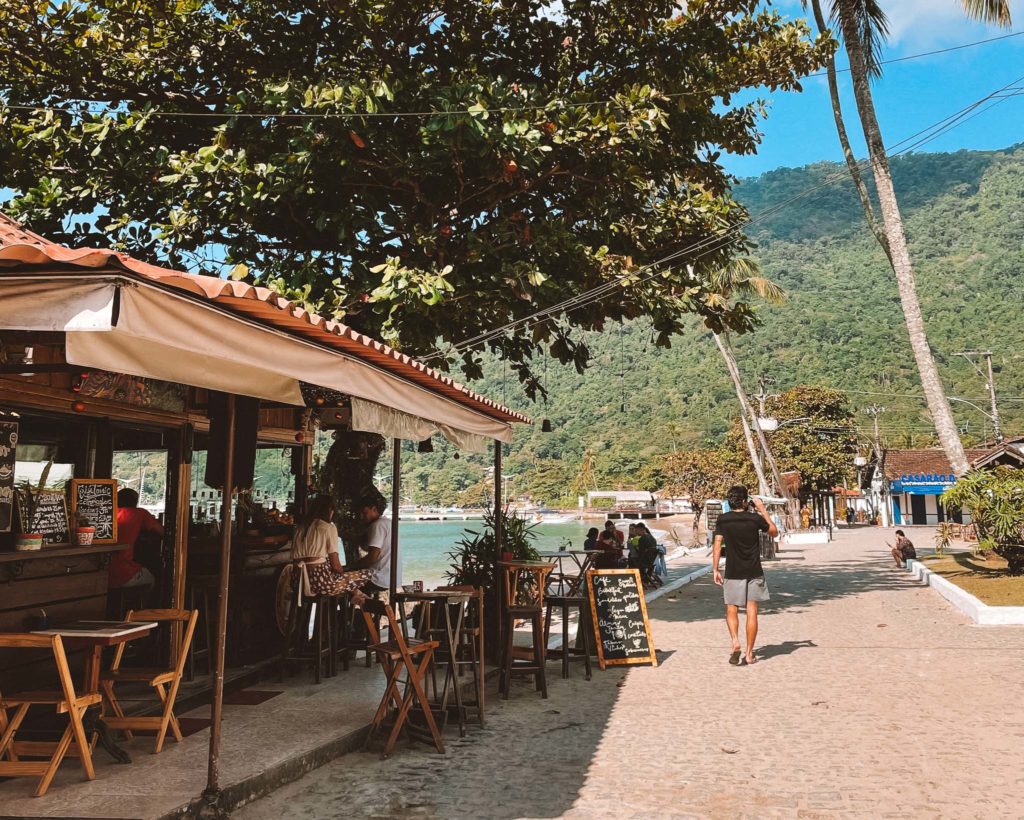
(306, 562, 373, 596)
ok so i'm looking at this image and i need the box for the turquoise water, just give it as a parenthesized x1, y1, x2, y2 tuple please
(397, 520, 594, 588)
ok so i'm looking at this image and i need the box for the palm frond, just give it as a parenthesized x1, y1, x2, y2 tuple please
(960, 0, 1012, 26)
(829, 0, 889, 78)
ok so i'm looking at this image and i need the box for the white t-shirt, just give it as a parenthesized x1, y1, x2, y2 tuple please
(366, 515, 398, 588)
(290, 519, 339, 562)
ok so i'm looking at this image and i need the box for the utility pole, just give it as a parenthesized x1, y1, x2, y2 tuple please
(755, 373, 776, 417)
(863, 405, 889, 528)
(863, 405, 885, 461)
(954, 351, 1002, 443)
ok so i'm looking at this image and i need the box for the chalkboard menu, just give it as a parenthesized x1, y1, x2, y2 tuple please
(0, 421, 16, 533)
(586, 569, 658, 670)
(16, 488, 70, 546)
(70, 479, 119, 544)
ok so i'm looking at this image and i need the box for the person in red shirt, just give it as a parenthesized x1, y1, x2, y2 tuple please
(111, 488, 162, 589)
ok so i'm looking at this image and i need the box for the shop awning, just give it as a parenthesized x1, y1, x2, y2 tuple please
(0, 217, 529, 444)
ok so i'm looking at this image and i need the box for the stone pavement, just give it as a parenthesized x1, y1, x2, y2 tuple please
(235, 528, 1024, 819)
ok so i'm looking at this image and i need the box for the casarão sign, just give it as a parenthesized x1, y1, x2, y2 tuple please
(890, 473, 957, 494)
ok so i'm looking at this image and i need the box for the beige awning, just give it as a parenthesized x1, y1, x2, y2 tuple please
(0, 274, 518, 444)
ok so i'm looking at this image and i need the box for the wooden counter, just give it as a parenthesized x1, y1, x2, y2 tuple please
(0, 543, 125, 689)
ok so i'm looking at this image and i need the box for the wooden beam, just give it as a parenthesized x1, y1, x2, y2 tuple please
(205, 395, 235, 804)
(390, 439, 400, 599)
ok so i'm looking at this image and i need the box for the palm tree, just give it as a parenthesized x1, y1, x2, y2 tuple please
(707, 262, 792, 508)
(812, 0, 1011, 476)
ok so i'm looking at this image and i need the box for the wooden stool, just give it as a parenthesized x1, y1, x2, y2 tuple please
(334, 590, 381, 671)
(279, 563, 335, 683)
(361, 600, 443, 759)
(436, 585, 485, 727)
(498, 561, 554, 700)
(185, 575, 216, 681)
(544, 596, 593, 680)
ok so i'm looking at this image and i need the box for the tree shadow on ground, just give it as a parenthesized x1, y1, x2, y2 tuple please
(652, 544, 924, 625)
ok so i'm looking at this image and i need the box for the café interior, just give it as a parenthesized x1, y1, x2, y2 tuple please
(0, 214, 531, 817)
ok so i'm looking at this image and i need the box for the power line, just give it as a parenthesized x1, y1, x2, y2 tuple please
(1, 32, 1021, 121)
(808, 30, 1024, 78)
(425, 75, 1024, 359)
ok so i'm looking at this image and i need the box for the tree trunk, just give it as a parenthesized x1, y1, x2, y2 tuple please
(810, 0, 891, 263)
(713, 332, 770, 495)
(838, 12, 971, 477)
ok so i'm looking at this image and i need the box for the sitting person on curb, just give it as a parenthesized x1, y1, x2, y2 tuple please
(890, 530, 916, 567)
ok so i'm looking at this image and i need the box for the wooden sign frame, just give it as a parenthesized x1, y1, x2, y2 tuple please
(15, 487, 70, 546)
(69, 478, 119, 545)
(586, 568, 658, 670)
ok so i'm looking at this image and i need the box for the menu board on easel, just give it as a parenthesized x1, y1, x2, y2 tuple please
(0, 421, 16, 533)
(70, 479, 118, 544)
(16, 488, 70, 546)
(586, 568, 658, 670)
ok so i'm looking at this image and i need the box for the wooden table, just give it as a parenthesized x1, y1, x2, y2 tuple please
(393, 590, 472, 737)
(32, 620, 157, 762)
(538, 550, 602, 597)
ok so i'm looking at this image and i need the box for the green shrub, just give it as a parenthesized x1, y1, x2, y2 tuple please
(942, 467, 1024, 575)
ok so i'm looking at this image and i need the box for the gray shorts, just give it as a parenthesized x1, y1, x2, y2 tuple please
(723, 576, 770, 606)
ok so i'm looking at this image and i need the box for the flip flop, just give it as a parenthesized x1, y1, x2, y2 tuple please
(744, 655, 758, 666)
(729, 649, 742, 666)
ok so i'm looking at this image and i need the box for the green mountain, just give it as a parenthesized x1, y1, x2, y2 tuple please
(400, 145, 1024, 506)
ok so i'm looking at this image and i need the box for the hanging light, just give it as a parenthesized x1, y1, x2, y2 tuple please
(453, 452, 460, 460)
(541, 418, 553, 433)
(418, 438, 434, 453)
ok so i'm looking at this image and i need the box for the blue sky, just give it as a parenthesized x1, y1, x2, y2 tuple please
(724, 0, 1024, 178)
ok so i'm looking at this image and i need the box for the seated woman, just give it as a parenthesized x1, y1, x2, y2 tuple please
(291, 496, 373, 603)
(890, 529, 916, 568)
(594, 526, 624, 569)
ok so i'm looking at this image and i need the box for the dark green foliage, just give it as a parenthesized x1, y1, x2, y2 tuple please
(0, 0, 829, 386)
(400, 145, 1024, 505)
(943, 467, 1024, 575)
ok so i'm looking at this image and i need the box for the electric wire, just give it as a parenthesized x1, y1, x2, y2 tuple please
(1, 32, 1021, 120)
(425, 75, 1024, 360)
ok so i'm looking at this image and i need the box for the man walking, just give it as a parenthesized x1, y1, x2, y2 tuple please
(712, 485, 778, 666)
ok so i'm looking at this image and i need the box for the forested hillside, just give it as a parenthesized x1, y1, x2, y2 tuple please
(401, 146, 1024, 505)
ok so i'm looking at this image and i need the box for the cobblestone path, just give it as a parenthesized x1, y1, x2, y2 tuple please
(235, 529, 1024, 819)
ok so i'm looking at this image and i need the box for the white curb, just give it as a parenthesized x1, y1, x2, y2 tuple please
(645, 564, 713, 604)
(906, 558, 1024, 625)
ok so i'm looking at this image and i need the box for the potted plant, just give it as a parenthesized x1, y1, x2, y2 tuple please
(933, 521, 955, 557)
(74, 514, 96, 546)
(446, 506, 540, 659)
(15, 460, 57, 551)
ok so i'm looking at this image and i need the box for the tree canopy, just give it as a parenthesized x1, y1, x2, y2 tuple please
(0, 0, 827, 385)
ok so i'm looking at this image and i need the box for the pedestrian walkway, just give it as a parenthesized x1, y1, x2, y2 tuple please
(235, 527, 1024, 819)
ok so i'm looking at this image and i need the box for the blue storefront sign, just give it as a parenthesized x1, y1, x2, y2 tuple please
(890, 473, 956, 495)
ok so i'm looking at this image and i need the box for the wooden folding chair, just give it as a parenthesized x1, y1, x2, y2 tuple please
(99, 609, 198, 754)
(0, 633, 99, 797)
(361, 599, 444, 759)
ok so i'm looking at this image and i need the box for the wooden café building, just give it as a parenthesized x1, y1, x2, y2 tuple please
(0, 213, 528, 812)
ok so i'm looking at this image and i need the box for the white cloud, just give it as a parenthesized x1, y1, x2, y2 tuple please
(882, 0, 1024, 47)
(772, 0, 1023, 50)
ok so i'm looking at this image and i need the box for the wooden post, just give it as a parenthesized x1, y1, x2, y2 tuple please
(170, 424, 193, 610)
(493, 442, 503, 551)
(204, 395, 235, 808)
(390, 439, 400, 599)
(170, 424, 193, 653)
(493, 440, 503, 663)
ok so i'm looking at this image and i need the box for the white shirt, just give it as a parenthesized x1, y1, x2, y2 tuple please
(290, 519, 339, 562)
(366, 515, 398, 588)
